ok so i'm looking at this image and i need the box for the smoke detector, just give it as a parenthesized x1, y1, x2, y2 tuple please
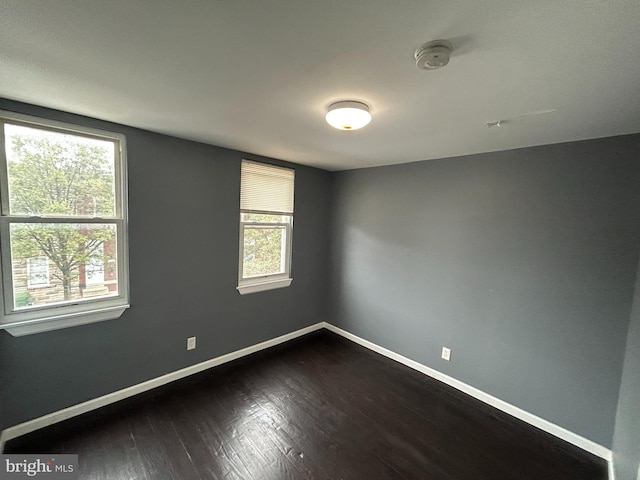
(415, 40, 453, 70)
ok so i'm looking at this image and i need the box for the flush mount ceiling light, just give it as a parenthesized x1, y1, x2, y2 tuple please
(325, 101, 371, 130)
(415, 39, 453, 70)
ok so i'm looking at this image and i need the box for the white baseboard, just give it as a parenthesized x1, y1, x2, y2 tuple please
(0, 320, 615, 480)
(323, 322, 613, 464)
(0, 322, 324, 452)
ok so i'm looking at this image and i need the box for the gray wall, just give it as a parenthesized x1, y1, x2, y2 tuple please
(0, 99, 332, 429)
(330, 135, 640, 448)
(613, 256, 640, 480)
(2, 96, 640, 458)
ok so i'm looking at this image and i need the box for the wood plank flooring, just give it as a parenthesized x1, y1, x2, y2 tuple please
(5, 330, 608, 479)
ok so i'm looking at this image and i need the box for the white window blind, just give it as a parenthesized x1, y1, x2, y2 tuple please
(240, 160, 294, 214)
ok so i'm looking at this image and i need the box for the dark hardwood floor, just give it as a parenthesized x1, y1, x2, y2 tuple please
(5, 330, 608, 479)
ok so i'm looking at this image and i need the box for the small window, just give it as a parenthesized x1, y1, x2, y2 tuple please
(27, 257, 50, 288)
(0, 110, 130, 336)
(238, 160, 294, 294)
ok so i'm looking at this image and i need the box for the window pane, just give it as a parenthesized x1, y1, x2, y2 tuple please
(5, 123, 116, 217)
(10, 223, 118, 309)
(242, 225, 286, 278)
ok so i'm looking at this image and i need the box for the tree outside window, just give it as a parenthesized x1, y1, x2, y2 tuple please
(5, 124, 118, 307)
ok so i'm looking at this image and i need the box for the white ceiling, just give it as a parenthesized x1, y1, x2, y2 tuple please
(2, 1, 640, 171)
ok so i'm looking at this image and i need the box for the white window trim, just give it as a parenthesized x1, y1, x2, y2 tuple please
(0, 110, 130, 336)
(237, 160, 294, 294)
(236, 278, 293, 295)
(0, 304, 130, 336)
(237, 218, 293, 295)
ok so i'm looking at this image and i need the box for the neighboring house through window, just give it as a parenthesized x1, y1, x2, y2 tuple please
(237, 160, 294, 294)
(0, 110, 130, 336)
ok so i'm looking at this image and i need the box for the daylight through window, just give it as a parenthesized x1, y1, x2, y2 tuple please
(238, 160, 294, 294)
(0, 111, 129, 335)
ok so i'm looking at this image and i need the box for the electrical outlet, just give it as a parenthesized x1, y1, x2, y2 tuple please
(187, 336, 196, 350)
(441, 346, 451, 361)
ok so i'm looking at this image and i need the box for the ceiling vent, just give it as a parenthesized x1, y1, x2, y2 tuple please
(415, 40, 453, 70)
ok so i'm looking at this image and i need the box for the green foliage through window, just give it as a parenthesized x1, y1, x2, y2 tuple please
(6, 124, 115, 217)
(4, 123, 119, 308)
(242, 225, 286, 278)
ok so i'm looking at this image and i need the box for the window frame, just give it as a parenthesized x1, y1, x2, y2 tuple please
(0, 110, 130, 336)
(237, 161, 294, 295)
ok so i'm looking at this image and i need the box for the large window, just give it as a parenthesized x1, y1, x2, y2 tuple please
(238, 160, 294, 294)
(0, 111, 129, 336)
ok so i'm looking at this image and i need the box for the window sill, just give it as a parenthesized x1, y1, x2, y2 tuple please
(237, 278, 292, 295)
(0, 304, 130, 336)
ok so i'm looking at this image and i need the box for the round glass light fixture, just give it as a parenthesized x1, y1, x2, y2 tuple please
(325, 101, 371, 130)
